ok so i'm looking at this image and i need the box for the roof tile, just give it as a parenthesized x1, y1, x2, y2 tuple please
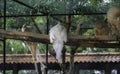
(0, 52, 120, 64)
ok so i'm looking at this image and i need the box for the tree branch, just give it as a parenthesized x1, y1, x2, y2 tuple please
(30, 17, 42, 34)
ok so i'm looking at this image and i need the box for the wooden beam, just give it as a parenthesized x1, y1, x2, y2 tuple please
(0, 29, 119, 48)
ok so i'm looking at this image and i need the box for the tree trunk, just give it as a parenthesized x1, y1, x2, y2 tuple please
(68, 46, 78, 74)
(68, 49, 75, 74)
(61, 47, 66, 74)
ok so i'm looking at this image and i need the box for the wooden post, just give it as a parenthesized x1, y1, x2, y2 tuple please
(61, 47, 66, 74)
(69, 49, 75, 74)
(105, 63, 111, 74)
(117, 69, 120, 74)
(74, 63, 79, 74)
(13, 64, 18, 74)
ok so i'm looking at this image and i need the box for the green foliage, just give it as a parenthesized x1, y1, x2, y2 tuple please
(6, 39, 29, 54)
(0, 42, 3, 54)
(83, 29, 94, 35)
(89, 0, 103, 7)
(38, 43, 46, 53)
(3, 39, 47, 54)
(65, 46, 71, 53)
(0, 0, 120, 54)
(35, 17, 45, 25)
(76, 47, 85, 52)
(0, 0, 119, 15)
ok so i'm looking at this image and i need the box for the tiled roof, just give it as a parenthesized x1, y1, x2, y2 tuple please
(72, 52, 120, 63)
(0, 52, 120, 64)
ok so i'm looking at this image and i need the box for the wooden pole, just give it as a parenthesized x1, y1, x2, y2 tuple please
(105, 63, 111, 74)
(61, 47, 66, 74)
(0, 29, 120, 48)
(13, 64, 18, 74)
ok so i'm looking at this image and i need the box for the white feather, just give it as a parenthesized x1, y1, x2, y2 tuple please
(53, 41, 63, 63)
(49, 22, 67, 63)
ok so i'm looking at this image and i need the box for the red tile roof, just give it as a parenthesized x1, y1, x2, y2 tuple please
(0, 52, 120, 64)
(72, 52, 120, 63)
